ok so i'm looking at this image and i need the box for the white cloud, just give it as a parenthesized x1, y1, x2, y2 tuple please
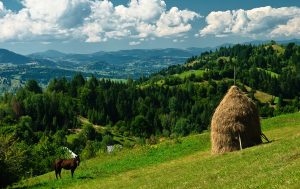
(172, 38, 185, 43)
(0, 0, 199, 43)
(41, 41, 51, 45)
(0, 0, 89, 42)
(81, 0, 200, 42)
(0, 2, 4, 12)
(271, 17, 300, 38)
(129, 41, 141, 46)
(0, 1, 10, 17)
(155, 7, 200, 37)
(200, 6, 300, 38)
(115, 0, 166, 22)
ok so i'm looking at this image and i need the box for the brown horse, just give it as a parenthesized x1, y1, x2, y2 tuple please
(54, 155, 80, 179)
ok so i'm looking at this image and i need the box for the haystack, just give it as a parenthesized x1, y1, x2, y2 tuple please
(211, 85, 262, 154)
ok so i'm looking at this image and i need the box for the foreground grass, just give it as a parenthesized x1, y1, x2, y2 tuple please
(13, 112, 300, 189)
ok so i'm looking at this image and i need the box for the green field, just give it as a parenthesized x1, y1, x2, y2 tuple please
(257, 68, 280, 78)
(271, 44, 285, 55)
(139, 69, 205, 88)
(173, 69, 205, 79)
(12, 112, 300, 189)
(245, 86, 275, 103)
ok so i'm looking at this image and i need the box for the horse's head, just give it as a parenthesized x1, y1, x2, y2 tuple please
(75, 155, 80, 166)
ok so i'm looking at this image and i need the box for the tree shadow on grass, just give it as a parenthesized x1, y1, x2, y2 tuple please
(77, 176, 94, 180)
(12, 182, 48, 189)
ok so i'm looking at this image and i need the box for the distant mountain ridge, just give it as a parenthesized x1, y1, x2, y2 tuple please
(30, 50, 67, 59)
(28, 47, 209, 60)
(0, 47, 211, 94)
(0, 49, 31, 64)
(1, 38, 300, 94)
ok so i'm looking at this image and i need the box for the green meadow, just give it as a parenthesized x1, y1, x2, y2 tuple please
(12, 112, 300, 189)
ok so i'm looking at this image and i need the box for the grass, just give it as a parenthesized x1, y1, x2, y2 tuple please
(173, 69, 205, 79)
(216, 56, 230, 62)
(67, 116, 135, 146)
(140, 69, 205, 88)
(261, 112, 300, 131)
(257, 68, 279, 78)
(254, 90, 274, 103)
(244, 85, 275, 103)
(12, 112, 300, 189)
(66, 133, 78, 144)
(271, 44, 285, 55)
(264, 44, 285, 55)
(108, 78, 127, 83)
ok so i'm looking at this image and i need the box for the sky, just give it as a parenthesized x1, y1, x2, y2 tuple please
(0, 0, 300, 54)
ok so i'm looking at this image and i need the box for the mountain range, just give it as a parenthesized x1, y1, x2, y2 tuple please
(0, 38, 299, 93)
(0, 47, 210, 93)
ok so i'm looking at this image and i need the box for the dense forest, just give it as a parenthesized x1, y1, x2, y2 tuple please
(1, 41, 300, 187)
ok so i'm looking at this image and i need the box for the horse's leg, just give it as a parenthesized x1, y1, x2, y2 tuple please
(71, 169, 74, 178)
(55, 169, 58, 179)
(59, 168, 62, 179)
(54, 165, 59, 180)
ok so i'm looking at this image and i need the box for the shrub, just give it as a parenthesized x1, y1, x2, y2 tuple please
(146, 135, 158, 145)
(0, 135, 30, 188)
(81, 140, 97, 159)
(173, 118, 190, 136)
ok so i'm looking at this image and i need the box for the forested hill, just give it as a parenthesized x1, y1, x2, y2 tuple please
(1, 41, 300, 187)
(147, 41, 300, 99)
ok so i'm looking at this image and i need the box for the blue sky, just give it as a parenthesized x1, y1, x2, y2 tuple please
(0, 0, 300, 54)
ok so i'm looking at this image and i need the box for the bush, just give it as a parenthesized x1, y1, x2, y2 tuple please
(81, 140, 98, 159)
(0, 135, 30, 188)
(146, 135, 158, 145)
(53, 130, 67, 146)
(101, 135, 114, 150)
(130, 115, 150, 137)
(173, 118, 190, 136)
(162, 129, 170, 137)
(123, 140, 134, 148)
(70, 133, 86, 154)
(31, 135, 58, 175)
(136, 137, 146, 146)
(82, 123, 97, 140)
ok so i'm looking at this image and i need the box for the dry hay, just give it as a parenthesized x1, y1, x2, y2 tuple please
(211, 85, 262, 154)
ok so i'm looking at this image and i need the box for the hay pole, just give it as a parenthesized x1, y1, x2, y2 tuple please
(234, 65, 236, 85)
(261, 133, 270, 143)
(238, 133, 242, 150)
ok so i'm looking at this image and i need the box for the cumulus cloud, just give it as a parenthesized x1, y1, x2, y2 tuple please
(199, 6, 300, 38)
(81, 0, 200, 42)
(155, 7, 200, 37)
(0, 0, 199, 43)
(0, 0, 88, 42)
(129, 41, 141, 46)
(0, 1, 9, 17)
(0, 2, 4, 12)
(172, 39, 185, 43)
(270, 17, 300, 37)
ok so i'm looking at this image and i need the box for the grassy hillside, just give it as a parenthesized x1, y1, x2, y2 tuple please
(173, 69, 205, 79)
(74, 116, 136, 146)
(12, 112, 300, 189)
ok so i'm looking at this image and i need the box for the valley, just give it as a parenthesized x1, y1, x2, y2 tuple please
(0, 48, 208, 93)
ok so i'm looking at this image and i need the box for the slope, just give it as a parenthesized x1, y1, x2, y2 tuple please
(13, 112, 300, 189)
